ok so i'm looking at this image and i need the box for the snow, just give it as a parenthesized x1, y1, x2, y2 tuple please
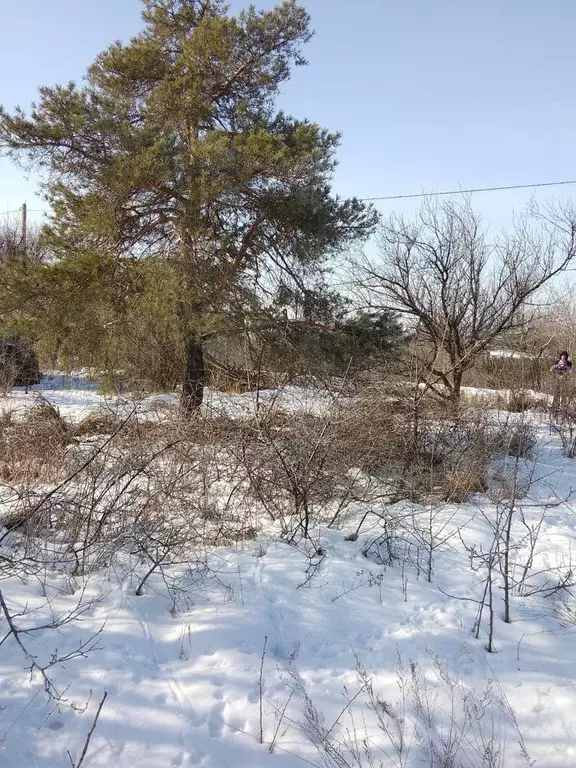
(489, 349, 535, 360)
(1, 378, 576, 767)
(0, 372, 335, 423)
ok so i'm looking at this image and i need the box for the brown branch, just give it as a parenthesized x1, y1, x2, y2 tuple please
(68, 691, 108, 768)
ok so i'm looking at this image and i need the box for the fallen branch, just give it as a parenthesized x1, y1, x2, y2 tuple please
(67, 690, 108, 768)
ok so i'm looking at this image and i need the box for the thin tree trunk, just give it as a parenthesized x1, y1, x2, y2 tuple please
(502, 504, 514, 624)
(486, 559, 495, 653)
(452, 367, 463, 404)
(181, 335, 205, 413)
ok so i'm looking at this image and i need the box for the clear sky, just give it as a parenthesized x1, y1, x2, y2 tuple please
(1, 0, 575, 229)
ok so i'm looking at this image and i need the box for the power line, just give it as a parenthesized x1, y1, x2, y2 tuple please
(0, 208, 46, 216)
(361, 178, 576, 202)
(2, 178, 576, 215)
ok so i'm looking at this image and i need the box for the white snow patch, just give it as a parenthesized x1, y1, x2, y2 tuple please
(0, 372, 334, 424)
(0, 382, 575, 767)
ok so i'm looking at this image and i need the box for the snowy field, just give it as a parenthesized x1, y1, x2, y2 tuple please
(1, 375, 576, 767)
(0, 371, 335, 423)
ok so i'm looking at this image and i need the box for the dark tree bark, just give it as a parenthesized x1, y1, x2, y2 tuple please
(452, 366, 463, 403)
(181, 335, 205, 413)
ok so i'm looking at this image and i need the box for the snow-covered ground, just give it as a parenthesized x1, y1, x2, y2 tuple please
(489, 349, 535, 360)
(0, 372, 552, 423)
(1, 376, 576, 767)
(0, 371, 335, 423)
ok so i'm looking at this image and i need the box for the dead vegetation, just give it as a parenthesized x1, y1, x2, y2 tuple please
(0, 381, 539, 571)
(0, 399, 73, 483)
(0, 371, 565, 766)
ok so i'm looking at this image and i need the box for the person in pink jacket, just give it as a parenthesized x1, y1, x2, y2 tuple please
(551, 351, 572, 374)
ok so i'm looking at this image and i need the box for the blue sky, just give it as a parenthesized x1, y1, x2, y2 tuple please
(1, 0, 575, 229)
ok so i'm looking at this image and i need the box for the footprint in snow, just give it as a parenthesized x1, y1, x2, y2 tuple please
(188, 746, 206, 765)
(47, 719, 65, 731)
(208, 702, 225, 737)
(226, 714, 247, 733)
(210, 677, 224, 701)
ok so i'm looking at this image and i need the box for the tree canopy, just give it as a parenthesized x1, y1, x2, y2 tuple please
(0, 0, 377, 409)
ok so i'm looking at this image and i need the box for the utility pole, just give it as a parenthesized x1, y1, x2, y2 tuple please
(20, 202, 27, 253)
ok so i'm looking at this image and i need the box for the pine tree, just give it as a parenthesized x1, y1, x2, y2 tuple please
(0, 0, 377, 411)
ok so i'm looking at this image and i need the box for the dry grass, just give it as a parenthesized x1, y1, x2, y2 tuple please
(443, 467, 488, 502)
(0, 399, 74, 484)
(0, 380, 540, 567)
(74, 408, 123, 437)
(463, 354, 547, 392)
(327, 388, 499, 504)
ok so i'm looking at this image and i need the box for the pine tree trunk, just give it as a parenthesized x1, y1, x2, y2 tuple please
(181, 335, 205, 414)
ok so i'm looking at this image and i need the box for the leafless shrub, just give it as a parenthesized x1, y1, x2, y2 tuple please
(493, 421, 537, 460)
(0, 587, 103, 702)
(74, 407, 123, 437)
(464, 354, 547, 394)
(234, 382, 538, 564)
(351, 405, 540, 588)
(286, 649, 532, 768)
(362, 515, 423, 576)
(0, 407, 14, 428)
(549, 376, 576, 457)
(322, 386, 494, 506)
(555, 596, 576, 627)
(235, 385, 408, 543)
(238, 410, 341, 543)
(449, 434, 575, 652)
(0, 405, 261, 596)
(505, 389, 539, 413)
(0, 399, 73, 484)
(443, 468, 487, 502)
(400, 408, 495, 503)
(127, 435, 257, 598)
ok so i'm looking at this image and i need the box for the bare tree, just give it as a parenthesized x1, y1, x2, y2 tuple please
(0, 215, 47, 264)
(358, 198, 576, 402)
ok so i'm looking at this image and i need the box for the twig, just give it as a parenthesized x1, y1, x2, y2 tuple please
(216, 711, 319, 766)
(259, 635, 268, 744)
(0, 588, 103, 701)
(269, 690, 294, 753)
(68, 690, 108, 768)
(24, 409, 138, 523)
(237, 563, 244, 607)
